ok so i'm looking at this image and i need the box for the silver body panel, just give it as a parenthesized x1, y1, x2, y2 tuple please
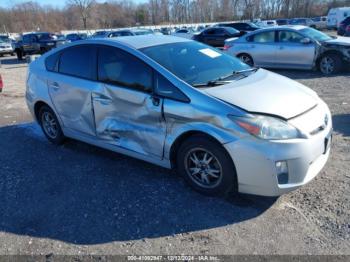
(224, 26, 317, 70)
(26, 36, 332, 196)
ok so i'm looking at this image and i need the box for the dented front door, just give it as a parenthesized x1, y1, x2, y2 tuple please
(92, 84, 166, 158)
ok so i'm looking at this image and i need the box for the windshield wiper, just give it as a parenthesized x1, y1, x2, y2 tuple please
(192, 80, 232, 88)
(192, 68, 258, 88)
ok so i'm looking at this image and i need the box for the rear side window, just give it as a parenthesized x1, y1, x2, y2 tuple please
(45, 51, 61, 72)
(98, 45, 152, 93)
(252, 31, 275, 43)
(59, 45, 95, 80)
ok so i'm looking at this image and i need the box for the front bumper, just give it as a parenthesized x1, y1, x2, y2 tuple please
(0, 48, 13, 55)
(224, 104, 332, 196)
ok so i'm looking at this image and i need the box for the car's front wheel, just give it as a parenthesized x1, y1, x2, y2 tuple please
(176, 135, 237, 197)
(38, 105, 65, 145)
(319, 53, 342, 75)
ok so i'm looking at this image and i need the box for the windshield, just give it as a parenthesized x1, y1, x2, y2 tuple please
(300, 27, 332, 42)
(141, 41, 250, 87)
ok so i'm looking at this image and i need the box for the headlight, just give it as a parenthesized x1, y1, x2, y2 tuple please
(228, 114, 301, 140)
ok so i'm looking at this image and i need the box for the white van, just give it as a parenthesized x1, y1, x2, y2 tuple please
(327, 7, 350, 29)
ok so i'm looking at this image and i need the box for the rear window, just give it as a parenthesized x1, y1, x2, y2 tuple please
(58, 45, 95, 80)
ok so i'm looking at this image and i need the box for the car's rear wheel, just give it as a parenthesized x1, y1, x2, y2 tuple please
(176, 135, 237, 197)
(38, 105, 65, 145)
(319, 53, 342, 75)
(237, 53, 254, 67)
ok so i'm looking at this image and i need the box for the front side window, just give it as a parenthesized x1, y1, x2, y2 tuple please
(252, 31, 275, 43)
(98, 46, 152, 93)
(278, 31, 304, 43)
(141, 41, 250, 87)
(59, 45, 95, 80)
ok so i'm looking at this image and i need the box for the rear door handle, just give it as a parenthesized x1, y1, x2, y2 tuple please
(279, 46, 284, 50)
(50, 82, 60, 90)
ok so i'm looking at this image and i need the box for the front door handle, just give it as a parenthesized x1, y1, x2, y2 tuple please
(279, 46, 284, 50)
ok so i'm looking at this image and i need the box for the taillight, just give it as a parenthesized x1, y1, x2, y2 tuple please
(0, 74, 3, 92)
(223, 44, 232, 50)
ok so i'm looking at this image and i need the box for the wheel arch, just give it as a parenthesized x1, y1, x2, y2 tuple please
(316, 49, 343, 64)
(169, 130, 228, 169)
(34, 100, 50, 123)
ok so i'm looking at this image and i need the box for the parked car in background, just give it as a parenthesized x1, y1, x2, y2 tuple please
(327, 7, 350, 29)
(14, 32, 67, 60)
(192, 27, 242, 47)
(276, 19, 289, 25)
(26, 35, 332, 197)
(312, 16, 327, 30)
(224, 25, 350, 74)
(172, 28, 195, 39)
(93, 29, 154, 38)
(66, 33, 87, 42)
(289, 18, 317, 28)
(338, 16, 350, 36)
(215, 22, 260, 33)
(255, 20, 278, 27)
(91, 31, 109, 38)
(0, 39, 14, 56)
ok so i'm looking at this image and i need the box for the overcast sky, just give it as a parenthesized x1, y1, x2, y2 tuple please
(0, 0, 147, 8)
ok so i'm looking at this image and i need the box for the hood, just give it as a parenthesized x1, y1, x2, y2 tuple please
(204, 69, 318, 119)
(323, 36, 350, 46)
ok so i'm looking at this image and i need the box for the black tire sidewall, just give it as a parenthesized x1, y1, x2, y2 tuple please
(38, 105, 65, 145)
(176, 135, 237, 197)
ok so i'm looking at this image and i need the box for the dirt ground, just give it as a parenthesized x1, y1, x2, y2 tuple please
(0, 56, 349, 256)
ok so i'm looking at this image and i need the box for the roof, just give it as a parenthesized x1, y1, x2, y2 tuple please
(88, 35, 191, 49)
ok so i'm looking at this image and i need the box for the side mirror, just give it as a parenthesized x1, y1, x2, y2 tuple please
(300, 37, 311, 44)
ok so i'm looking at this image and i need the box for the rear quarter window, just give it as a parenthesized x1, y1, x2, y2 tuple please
(45, 51, 61, 72)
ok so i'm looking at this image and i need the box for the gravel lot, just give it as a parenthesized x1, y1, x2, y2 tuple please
(0, 56, 349, 256)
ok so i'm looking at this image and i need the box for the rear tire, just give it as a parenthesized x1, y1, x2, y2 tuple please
(319, 53, 342, 75)
(176, 135, 237, 197)
(237, 53, 254, 67)
(38, 105, 65, 145)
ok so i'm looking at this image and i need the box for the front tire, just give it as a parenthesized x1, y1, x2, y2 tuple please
(38, 105, 65, 145)
(176, 135, 237, 197)
(319, 53, 342, 75)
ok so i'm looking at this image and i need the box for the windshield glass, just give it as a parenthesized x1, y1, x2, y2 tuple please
(300, 27, 332, 42)
(141, 41, 250, 87)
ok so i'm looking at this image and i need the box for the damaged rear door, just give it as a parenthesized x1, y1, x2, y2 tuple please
(92, 45, 166, 158)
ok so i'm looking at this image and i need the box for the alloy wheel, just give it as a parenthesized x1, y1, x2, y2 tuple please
(239, 55, 253, 66)
(320, 56, 335, 74)
(41, 111, 58, 139)
(184, 148, 223, 189)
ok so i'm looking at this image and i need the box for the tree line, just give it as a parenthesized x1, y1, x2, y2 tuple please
(0, 0, 349, 33)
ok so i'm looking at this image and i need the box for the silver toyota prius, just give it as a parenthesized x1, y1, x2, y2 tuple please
(26, 35, 332, 197)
